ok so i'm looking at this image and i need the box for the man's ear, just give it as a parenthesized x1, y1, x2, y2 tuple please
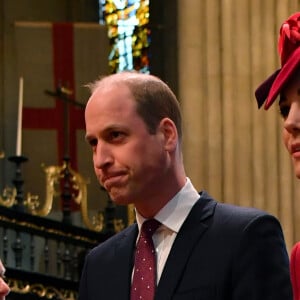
(158, 118, 178, 151)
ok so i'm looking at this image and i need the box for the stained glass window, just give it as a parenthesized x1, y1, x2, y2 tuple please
(99, 0, 150, 73)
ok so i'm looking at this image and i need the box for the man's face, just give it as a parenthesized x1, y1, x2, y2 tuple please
(85, 84, 170, 207)
(0, 260, 10, 299)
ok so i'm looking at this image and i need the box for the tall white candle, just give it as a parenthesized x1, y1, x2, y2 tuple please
(16, 77, 23, 156)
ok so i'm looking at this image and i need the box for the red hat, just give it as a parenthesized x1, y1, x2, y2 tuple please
(255, 12, 300, 109)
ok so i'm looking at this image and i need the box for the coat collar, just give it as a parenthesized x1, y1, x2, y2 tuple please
(155, 191, 216, 299)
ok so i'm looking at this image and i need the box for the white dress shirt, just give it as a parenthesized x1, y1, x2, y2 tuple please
(135, 178, 200, 283)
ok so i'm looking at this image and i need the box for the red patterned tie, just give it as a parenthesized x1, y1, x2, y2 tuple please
(131, 219, 161, 300)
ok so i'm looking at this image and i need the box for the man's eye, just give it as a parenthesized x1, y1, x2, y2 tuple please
(279, 105, 290, 119)
(88, 139, 97, 147)
(110, 131, 124, 140)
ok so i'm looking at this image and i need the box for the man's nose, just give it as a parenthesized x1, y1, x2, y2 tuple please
(93, 142, 113, 169)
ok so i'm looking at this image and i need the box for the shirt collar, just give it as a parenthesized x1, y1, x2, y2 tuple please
(135, 178, 200, 233)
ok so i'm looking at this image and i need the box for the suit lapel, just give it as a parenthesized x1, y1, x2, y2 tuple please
(110, 224, 138, 299)
(155, 192, 216, 300)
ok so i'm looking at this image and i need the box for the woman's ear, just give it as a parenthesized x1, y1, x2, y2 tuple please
(158, 118, 178, 151)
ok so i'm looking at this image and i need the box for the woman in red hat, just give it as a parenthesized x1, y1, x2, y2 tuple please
(255, 12, 300, 300)
(256, 12, 300, 177)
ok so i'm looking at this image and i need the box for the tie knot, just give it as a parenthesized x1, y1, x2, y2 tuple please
(141, 219, 161, 238)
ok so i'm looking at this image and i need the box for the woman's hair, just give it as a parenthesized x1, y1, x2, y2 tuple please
(87, 71, 183, 140)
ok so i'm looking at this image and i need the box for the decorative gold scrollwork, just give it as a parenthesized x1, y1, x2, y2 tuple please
(0, 188, 40, 209)
(0, 154, 131, 231)
(127, 204, 135, 226)
(25, 161, 104, 232)
(0, 186, 17, 207)
(24, 164, 63, 216)
(8, 278, 77, 300)
(71, 167, 104, 232)
(0, 151, 16, 207)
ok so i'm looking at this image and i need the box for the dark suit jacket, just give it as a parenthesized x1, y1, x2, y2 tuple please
(78, 191, 292, 299)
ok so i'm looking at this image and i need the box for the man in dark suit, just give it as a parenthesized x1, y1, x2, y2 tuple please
(79, 71, 292, 299)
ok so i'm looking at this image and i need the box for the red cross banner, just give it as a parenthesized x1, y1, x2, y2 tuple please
(14, 22, 110, 215)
